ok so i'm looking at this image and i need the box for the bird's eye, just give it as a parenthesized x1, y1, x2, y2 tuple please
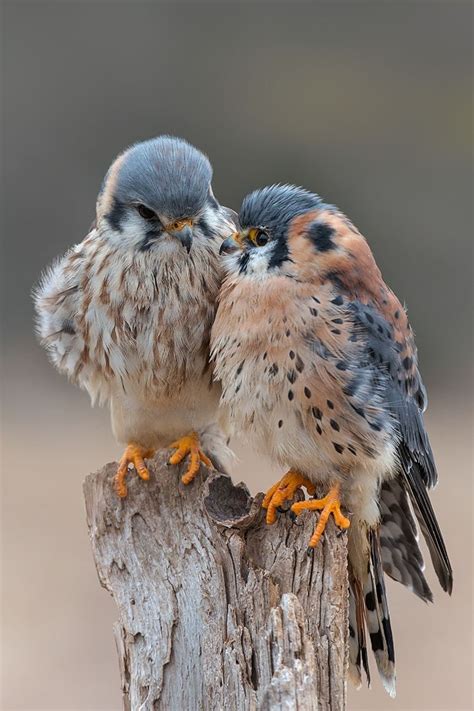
(136, 204, 156, 220)
(255, 230, 269, 247)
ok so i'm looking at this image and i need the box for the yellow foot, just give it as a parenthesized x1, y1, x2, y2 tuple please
(168, 432, 213, 485)
(115, 444, 155, 498)
(291, 483, 350, 548)
(262, 470, 316, 525)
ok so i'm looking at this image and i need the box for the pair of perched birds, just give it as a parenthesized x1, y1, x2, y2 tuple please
(35, 135, 452, 697)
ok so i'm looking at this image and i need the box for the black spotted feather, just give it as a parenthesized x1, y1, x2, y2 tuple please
(349, 300, 453, 594)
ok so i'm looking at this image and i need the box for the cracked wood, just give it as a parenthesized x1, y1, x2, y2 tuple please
(84, 451, 348, 710)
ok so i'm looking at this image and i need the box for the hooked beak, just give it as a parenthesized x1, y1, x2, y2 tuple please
(219, 233, 241, 255)
(168, 224, 193, 253)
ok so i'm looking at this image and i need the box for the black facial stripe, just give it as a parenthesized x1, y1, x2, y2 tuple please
(238, 251, 250, 273)
(139, 227, 163, 252)
(308, 222, 335, 252)
(106, 197, 127, 232)
(268, 235, 290, 269)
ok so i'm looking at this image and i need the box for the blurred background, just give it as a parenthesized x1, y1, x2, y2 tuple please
(1, 2, 472, 709)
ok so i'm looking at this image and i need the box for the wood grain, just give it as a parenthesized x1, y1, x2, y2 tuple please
(84, 452, 348, 710)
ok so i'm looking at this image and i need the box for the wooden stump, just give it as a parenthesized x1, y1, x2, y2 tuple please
(84, 452, 348, 711)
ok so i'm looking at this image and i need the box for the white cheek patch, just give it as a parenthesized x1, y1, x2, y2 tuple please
(107, 213, 143, 248)
(223, 245, 274, 279)
(248, 252, 269, 275)
(246, 245, 274, 278)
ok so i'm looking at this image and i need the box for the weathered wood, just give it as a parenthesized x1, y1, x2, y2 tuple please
(84, 452, 348, 711)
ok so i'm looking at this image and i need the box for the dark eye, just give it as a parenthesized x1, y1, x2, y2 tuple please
(136, 204, 156, 220)
(255, 230, 269, 247)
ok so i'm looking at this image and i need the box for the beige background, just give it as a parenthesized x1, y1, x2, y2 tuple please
(1, 2, 472, 710)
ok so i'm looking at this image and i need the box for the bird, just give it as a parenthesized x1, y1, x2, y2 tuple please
(211, 183, 453, 696)
(35, 135, 237, 497)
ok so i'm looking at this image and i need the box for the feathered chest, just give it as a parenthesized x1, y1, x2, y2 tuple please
(213, 277, 349, 405)
(78, 238, 222, 396)
(211, 275, 393, 457)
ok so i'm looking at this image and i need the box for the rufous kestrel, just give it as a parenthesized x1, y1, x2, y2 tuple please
(211, 183, 452, 696)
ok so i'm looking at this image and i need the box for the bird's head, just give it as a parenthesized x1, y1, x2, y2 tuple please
(219, 184, 365, 285)
(219, 184, 325, 277)
(97, 136, 217, 254)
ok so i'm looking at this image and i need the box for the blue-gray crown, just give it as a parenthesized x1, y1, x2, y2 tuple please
(112, 136, 213, 219)
(239, 184, 322, 234)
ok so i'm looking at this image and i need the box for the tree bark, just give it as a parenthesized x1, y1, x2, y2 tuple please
(84, 451, 348, 711)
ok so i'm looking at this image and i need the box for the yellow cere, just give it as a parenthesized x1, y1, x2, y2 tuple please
(168, 218, 193, 231)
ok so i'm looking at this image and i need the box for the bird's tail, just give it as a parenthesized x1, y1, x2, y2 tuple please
(348, 573, 371, 690)
(348, 527, 396, 697)
(379, 477, 433, 601)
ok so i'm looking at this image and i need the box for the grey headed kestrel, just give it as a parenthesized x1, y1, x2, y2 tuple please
(35, 136, 237, 496)
(211, 184, 452, 696)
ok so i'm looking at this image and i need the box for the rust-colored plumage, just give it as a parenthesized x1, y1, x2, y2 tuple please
(211, 184, 452, 696)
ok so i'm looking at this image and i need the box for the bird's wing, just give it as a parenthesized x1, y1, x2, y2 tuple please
(347, 297, 453, 594)
(304, 206, 452, 593)
(34, 239, 89, 387)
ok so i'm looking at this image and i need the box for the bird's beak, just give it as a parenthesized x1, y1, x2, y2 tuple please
(168, 223, 193, 253)
(219, 233, 241, 255)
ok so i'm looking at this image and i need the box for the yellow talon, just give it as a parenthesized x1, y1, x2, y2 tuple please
(262, 470, 316, 524)
(168, 432, 213, 484)
(291, 483, 350, 548)
(115, 443, 155, 498)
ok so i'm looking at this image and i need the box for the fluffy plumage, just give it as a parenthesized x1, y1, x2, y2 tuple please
(211, 183, 452, 695)
(35, 136, 237, 492)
